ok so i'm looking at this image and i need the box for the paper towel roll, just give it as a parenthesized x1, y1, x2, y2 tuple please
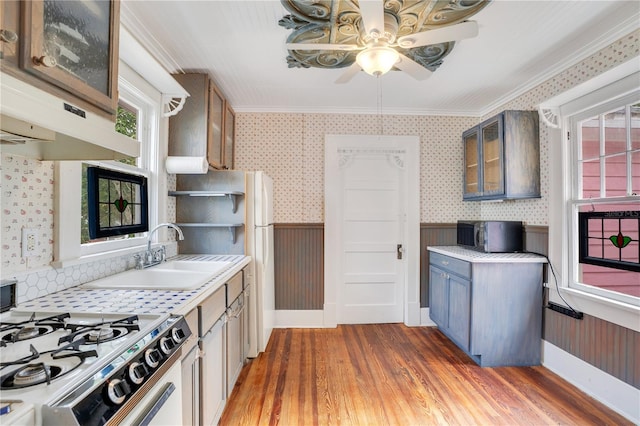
(165, 156, 208, 174)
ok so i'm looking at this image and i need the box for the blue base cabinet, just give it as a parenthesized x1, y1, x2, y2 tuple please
(428, 250, 544, 367)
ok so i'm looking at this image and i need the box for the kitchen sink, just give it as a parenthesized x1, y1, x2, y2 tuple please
(157, 260, 232, 273)
(83, 268, 214, 291)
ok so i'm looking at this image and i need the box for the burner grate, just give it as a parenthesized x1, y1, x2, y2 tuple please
(59, 315, 140, 346)
(0, 313, 70, 345)
(0, 341, 98, 390)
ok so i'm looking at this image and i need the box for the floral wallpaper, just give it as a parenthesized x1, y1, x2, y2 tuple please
(1, 29, 638, 301)
(1, 154, 54, 272)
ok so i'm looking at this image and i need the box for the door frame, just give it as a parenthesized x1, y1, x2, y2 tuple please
(324, 134, 421, 327)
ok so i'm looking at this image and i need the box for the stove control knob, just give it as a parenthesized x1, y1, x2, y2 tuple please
(144, 348, 161, 369)
(159, 336, 176, 355)
(106, 378, 131, 405)
(128, 361, 148, 385)
(171, 327, 186, 343)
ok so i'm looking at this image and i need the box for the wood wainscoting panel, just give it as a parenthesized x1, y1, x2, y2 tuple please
(274, 224, 324, 310)
(544, 308, 640, 389)
(420, 223, 457, 307)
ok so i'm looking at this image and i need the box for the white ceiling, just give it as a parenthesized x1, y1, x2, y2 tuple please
(121, 1, 639, 116)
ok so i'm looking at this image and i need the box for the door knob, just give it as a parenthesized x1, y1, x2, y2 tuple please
(397, 244, 404, 260)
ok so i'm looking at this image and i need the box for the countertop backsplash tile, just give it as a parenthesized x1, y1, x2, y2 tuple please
(5, 243, 178, 305)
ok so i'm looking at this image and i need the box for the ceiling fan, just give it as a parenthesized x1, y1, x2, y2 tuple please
(282, 0, 487, 83)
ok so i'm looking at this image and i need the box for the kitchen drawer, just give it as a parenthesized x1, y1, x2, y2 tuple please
(198, 286, 226, 336)
(226, 272, 243, 307)
(430, 252, 471, 280)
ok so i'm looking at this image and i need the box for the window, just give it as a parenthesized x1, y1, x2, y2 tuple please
(86, 167, 148, 239)
(80, 102, 145, 244)
(569, 96, 640, 305)
(55, 69, 160, 264)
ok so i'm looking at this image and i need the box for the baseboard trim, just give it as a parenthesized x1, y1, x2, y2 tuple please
(275, 310, 325, 328)
(420, 307, 437, 326)
(543, 340, 639, 423)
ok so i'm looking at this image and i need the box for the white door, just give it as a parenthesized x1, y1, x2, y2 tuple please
(325, 135, 420, 326)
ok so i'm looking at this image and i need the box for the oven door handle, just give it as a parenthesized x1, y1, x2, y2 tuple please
(136, 382, 176, 426)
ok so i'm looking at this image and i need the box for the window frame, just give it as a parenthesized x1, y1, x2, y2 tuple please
(547, 69, 640, 332)
(54, 65, 161, 265)
(566, 92, 640, 307)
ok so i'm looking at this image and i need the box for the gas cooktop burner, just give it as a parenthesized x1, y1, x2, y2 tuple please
(0, 342, 98, 390)
(88, 327, 116, 342)
(60, 315, 140, 346)
(0, 313, 70, 345)
(11, 363, 58, 387)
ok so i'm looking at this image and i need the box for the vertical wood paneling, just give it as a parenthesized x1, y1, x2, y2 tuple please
(544, 307, 639, 389)
(420, 224, 457, 307)
(274, 224, 324, 310)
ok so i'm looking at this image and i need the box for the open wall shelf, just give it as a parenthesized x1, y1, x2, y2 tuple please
(168, 191, 244, 213)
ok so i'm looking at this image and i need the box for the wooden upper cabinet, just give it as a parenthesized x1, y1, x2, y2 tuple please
(169, 73, 234, 170)
(1, 2, 20, 67)
(223, 102, 235, 170)
(463, 110, 540, 201)
(1, 0, 119, 115)
(208, 83, 224, 169)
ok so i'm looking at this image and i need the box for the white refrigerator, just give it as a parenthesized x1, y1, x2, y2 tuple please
(245, 171, 275, 357)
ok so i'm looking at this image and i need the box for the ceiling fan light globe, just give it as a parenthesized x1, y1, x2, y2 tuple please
(398, 38, 415, 48)
(356, 46, 400, 77)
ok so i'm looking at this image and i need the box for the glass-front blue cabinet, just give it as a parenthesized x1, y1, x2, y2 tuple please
(463, 110, 540, 201)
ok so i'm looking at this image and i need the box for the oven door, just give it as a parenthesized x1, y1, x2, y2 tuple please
(119, 361, 183, 426)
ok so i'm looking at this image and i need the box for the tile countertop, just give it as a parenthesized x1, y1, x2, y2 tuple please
(428, 246, 548, 263)
(16, 254, 252, 316)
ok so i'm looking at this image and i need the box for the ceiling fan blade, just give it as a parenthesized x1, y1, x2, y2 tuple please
(358, 0, 385, 37)
(335, 63, 361, 84)
(397, 21, 479, 49)
(286, 43, 361, 51)
(395, 54, 432, 81)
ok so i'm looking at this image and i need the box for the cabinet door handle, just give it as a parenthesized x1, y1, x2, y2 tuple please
(33, 55, 57, 68)
(0, 29, 18, 43)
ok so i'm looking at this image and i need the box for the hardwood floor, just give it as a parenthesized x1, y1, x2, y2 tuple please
(220, 324, 632, 425)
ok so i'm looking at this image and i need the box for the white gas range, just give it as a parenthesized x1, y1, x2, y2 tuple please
(0, 308, 191, 425)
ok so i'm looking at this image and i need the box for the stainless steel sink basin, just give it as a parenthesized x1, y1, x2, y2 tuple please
(83, 268, 213, 291)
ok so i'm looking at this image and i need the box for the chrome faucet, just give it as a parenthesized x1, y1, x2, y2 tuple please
(147, 222, 185, 253)
(136, 222, 185, 268)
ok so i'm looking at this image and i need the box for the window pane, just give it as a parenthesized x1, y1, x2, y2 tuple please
(581, 117, 600, 161)
(579, 263, 640, 297)
(116, 104, 139, 167)
(581, 159, 600, 199)
(577, 205, 640, 277)
(604, 108, 626, 155)
(633, 150, 640, 195)
(632, 104, 640, 150)
(604, 153, 627, 197)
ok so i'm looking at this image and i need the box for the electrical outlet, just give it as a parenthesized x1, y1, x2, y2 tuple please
(22, 228, 38, 258)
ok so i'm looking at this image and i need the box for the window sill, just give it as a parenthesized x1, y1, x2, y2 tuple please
(554, 287, 640, 332)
